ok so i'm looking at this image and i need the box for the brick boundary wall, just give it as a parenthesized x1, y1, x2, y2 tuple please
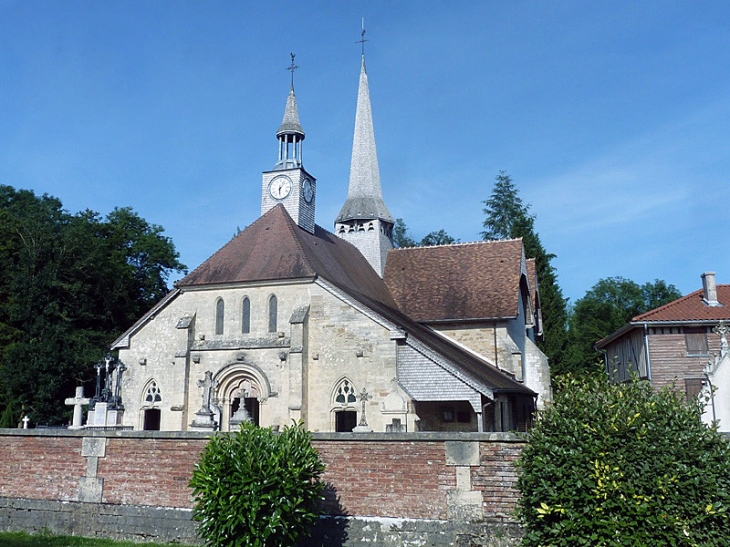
(0, 429, 525, 546)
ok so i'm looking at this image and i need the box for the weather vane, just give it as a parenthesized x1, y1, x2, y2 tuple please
(356, 17, 368, 56)
(287, 53, 299, 87)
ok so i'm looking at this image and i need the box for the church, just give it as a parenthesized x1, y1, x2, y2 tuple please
(110, 51, 551, 434)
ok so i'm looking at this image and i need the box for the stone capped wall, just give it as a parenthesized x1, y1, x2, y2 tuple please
(0, 429, 525, 545)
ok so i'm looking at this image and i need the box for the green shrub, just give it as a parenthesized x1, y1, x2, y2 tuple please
(189, 421, 325, 547)
(517, 375, 730, 546)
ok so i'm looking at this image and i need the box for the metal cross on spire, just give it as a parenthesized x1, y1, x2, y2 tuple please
(356, 18, 368, 56)
(287, 53, 299, 87)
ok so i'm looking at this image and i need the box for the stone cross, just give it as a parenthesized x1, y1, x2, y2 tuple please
(65, 386, 91, 429)
(357, 388, 372, 428)
(197, 371, 218, 414)
(714, 321, 729, 358)
(21, 415, 29, 429)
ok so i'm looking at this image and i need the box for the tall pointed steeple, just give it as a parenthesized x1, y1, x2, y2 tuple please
(335, 33, 394, 277)
(261, 54, 316, 233)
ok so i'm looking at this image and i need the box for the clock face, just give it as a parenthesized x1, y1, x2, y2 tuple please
(302, 179, 314, 203)
(269, 176, 292, 200)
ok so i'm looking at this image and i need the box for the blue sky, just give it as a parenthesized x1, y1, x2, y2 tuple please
(1, 1, 729, 306)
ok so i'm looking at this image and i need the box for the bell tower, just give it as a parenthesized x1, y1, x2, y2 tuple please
(261, 54, 316, 234)
(335, 29, 394, 276)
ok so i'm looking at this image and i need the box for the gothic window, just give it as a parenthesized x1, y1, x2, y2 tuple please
(242, 297, 251, 334)
(145, 381, 162, 404)
(268, 295, 277, 333)
(215, 298, 224, 335)
(335, 379, 357, 405)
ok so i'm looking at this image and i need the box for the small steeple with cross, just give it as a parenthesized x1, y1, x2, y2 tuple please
(287, 52, 299, 88)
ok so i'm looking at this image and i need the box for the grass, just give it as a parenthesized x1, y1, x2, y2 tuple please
(0, 531, 184, 547)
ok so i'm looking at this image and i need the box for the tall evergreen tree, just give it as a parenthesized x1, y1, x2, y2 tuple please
(481, 171, 568, 372)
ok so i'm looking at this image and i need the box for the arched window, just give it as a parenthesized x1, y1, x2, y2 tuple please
(268, 295, 277, 333)
(242, 297, 251, 334)
(333, 379, 358, 433)
(335, 379, 357, 405)
(145, 381, 162, 404)
(215, 298, 224, 335)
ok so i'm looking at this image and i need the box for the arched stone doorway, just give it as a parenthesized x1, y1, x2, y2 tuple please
(214, 363, 271, 432)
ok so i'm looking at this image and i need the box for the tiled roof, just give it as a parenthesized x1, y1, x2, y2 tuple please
(175, 206, 532, 395)
(177, 205, 396, 308)
(632, 285, 730, 323)
(383, 239, 525, 322)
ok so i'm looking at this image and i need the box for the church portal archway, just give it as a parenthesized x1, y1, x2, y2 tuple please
(214, 363, 271, 431)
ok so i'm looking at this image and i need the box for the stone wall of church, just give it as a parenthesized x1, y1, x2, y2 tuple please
(117, 280, 408, 433)
(434, 324, 524, 380)
(0, 429, 525, 545)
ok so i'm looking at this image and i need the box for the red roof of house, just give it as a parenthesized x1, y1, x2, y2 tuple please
(632, 285, 730, 323)
(383, 239, 525, 322)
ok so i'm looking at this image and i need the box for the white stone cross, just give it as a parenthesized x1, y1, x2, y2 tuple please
(65, 386, 91, 429)
(21, 415, 29, 429)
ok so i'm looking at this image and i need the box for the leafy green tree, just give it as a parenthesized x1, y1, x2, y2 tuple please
(564, 277, 681, 375)
(0, 402, 15, 428)
(0, 186, 186, 424)
(393, 218, 417, 248)
(517, 374, 730, 546)
(481, 171, 568, 372)
(420, 229, 455, 246)
(393, 218, 456, 248)
(189, 421, 325, 547)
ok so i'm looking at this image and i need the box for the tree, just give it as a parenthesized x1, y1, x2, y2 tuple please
(0, 186, 186, 425)
(517, 374, 730, 546)
(393, 218, 416, 248)
(481, 171, 568, 372)
(189, 421, 325, 547)
(393, 218, 456, 248)
(564, 277, 681, 375)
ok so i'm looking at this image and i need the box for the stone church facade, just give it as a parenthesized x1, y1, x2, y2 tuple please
(110, 53, 551, 434)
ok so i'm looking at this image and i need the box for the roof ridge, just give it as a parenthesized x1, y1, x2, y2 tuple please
(632, 288, 702, 321)
(390, 238, 523, 252)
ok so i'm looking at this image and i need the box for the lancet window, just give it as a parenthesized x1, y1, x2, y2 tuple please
(242, 297, 251, 334)
(268, 295, 277, 333)
(215, 298, 224, 335)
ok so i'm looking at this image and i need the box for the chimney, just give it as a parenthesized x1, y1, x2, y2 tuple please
(701, 272, 720, 306)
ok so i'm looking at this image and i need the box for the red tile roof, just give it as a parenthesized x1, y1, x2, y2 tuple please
(383, 239, 525, 322)
(632, 285, 730, 323)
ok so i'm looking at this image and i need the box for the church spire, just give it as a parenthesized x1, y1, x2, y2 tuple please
(335, 26, 394, 277)
(274, 53, 305, 170)
(335, 53, 393, 225)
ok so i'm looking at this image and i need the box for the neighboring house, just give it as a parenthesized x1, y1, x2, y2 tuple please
(107, 53, 551, 434)
(596, 272, 730, 429)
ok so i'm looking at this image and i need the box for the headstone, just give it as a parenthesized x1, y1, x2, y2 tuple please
(21, 415, 29, 429)
(65, 386, 91, 429)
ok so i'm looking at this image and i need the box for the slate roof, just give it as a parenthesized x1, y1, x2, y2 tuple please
(174, 206, 532, 395)
(596, 285, 730, 348)
(383, 239, 525, 323)
(336, 56, 393, 224)
(277, 85, 304, 137)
